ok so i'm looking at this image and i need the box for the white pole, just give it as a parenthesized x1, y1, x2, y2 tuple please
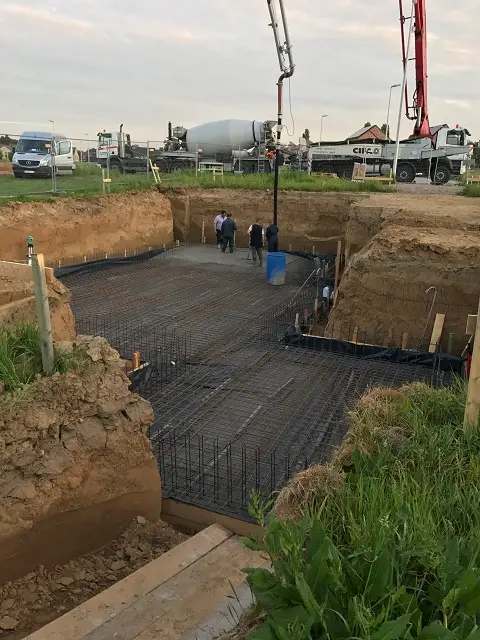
(320, 114, 328, 145)
(392, 0, 416, 182)
(386, 84, 400, 141)
(49, 119, 56, 193)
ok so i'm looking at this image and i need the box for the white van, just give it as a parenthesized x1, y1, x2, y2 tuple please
(12, 131, 75, 178)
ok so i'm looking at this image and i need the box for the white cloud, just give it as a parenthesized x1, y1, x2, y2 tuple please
(0, 0, 477, 141)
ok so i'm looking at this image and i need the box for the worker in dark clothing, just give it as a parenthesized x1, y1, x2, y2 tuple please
(266, 223, 279, 252)
(248, 218, 264, 267)
(221, 212, 237, 253)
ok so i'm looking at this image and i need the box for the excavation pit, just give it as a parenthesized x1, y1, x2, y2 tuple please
(61, 244, 458, 521)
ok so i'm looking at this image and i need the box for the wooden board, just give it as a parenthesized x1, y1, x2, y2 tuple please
(466, 314, 477, 336)
(464, 300, 480, 433)
(428, 313, 445, 353)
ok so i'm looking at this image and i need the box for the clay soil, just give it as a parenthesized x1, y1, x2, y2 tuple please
(0, 518, 187, 639)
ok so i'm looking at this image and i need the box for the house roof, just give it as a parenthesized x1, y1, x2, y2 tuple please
(347, 125, 387, 141)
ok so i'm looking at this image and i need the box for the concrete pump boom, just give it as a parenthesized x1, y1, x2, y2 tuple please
(399, 0, 430, 138)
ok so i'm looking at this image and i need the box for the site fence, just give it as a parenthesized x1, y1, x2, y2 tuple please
(0, 131, 281, 201)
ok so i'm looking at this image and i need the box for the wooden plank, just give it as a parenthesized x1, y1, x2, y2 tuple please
(428, 313, 445, 353)
(464, 299, 480, 435)
(401, 332, 409, 350)
(25, 525, 232, 640)
(31, 254, 54, 375)
(351, 326, 358, 344)
(88, 536, 262, 640)
(161, 499, 264, 539)
(466, 314, 477, 336)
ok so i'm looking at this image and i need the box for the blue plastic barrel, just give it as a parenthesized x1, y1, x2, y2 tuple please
(266, 252, 286, 285)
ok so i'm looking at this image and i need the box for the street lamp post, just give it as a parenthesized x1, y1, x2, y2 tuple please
(320, 114, 328, 145)
(386, 84, 400, 141)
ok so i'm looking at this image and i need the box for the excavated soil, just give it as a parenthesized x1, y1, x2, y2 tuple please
(0, 191, 173, 263)
(332, 193, 480, 349)
(166, 188, 358, 252)
(0, 517, 187, 639)
(1, 186, 479, 350)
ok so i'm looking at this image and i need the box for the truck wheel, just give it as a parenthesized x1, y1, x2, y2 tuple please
(155, 159, 168, 173)
(396, 163, 415, 183)
(431, 164, 451, 185)
(341, 166, 354, 180)
(109, 163, 123, 173)
(315, 164, 335, 175)
(170, 161, 189, 172)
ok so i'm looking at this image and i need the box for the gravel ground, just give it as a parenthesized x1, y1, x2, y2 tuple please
(0, 518, 187, 639)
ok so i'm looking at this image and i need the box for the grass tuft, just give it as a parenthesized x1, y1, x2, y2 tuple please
(0, 324, 87, 392)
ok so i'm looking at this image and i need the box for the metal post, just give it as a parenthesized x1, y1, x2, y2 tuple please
(147, 141, 150, 178)
(26, 236, 34, 265)
(392, 0, 416, 182)
(31, 253, 55, 376)
(85, 134, 89, 163)
(49, 119, 56, 194)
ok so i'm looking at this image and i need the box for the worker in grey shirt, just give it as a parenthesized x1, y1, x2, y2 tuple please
(213, 210, 226, 248)
(221, 212, 237, 253)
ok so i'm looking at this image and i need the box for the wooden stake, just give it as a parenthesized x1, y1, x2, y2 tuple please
(428, 313, 445, 353)
(401, 332, 409, 350)
(313, 297, 319, 325)
(201, 219, 205, 244)
(466, 314, 477, 336)
(334, 240, 341, 303)
(303, 308, 308, 328)
(294, 313, 300, 332)
(464, 299, 480, 435)
(352, 326, 359, 344)
(31, 254, 54, 376)
(176, 240, 180, 248)
(132, 351, 140, 370)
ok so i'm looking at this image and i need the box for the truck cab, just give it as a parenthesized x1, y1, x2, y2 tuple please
(431, 125, 471, 175)
(12, 131, 75, 179)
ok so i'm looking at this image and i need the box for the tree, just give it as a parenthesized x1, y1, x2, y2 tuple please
(363, 122, 372, 128)
(472, 141, 480, 166)
(303, 128, 310, 142)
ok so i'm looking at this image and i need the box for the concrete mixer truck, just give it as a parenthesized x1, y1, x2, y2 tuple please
(96, 119, 276, 174)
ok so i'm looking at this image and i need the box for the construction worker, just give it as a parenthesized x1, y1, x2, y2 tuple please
(248, 218, 264, 267)
(213, 210, 226, 248)
(221, 212, 236, 254)
(266, 222, 279, 252)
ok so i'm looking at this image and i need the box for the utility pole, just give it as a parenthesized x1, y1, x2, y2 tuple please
(266, 0, 295, 227)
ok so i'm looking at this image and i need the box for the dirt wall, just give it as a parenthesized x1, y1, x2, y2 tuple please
(329, 226, 480, 350)
(0, 336, 161, 583)
(0, 191, 173, 263)
(0, 261, 75, 340)
(167, 189, 356, 253)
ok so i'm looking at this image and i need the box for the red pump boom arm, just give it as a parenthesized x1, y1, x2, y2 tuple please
(399, 0, 430, 138)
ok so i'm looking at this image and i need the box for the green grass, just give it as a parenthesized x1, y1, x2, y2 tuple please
(0, 164, 392, 205)
(241, 381, 480, 639)
(0, 323, 87, 392)
(461, 183, 480, 197)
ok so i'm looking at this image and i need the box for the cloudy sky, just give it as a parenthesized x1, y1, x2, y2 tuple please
(0, 0, 477, 144)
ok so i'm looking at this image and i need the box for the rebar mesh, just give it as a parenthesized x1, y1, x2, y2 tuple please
(64, 245, 455, 521)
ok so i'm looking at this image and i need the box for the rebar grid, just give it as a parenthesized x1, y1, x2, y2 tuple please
(64, 245, 454, 520)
